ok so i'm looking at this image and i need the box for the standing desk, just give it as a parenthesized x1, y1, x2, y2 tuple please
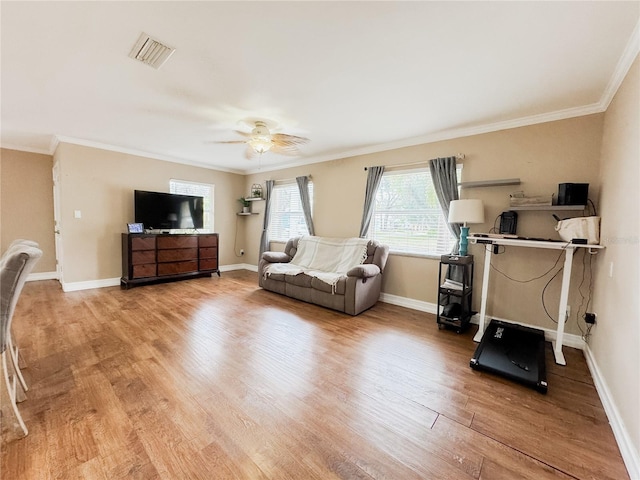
(468, 235, 603, 365)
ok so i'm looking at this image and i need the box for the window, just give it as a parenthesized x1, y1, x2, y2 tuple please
(269, 181, 313, 242)
(367, 167, 461, 256)
(170, 179, 214, 231)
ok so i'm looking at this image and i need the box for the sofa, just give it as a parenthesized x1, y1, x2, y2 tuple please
(258, 236, 389, 315)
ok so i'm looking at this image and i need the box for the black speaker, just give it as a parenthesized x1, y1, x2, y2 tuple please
(558, 183, 588, 206)
(499, 211, 518, 235)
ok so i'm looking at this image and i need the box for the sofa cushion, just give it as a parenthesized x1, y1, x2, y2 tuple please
(311, 276, 346, 295)
(262, 251, 291, 263)
(284, 273, 313, 288)
(347, 264, 380, 278)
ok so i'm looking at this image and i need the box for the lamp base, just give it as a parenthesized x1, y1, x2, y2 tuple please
(459, 226, 470, 256)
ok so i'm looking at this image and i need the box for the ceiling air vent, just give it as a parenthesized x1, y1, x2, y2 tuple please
(128, 32, 175, 69)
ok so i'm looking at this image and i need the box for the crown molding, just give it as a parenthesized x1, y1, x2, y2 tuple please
(600, 18, 640, 110)
(0, 143, 51, 155)
(245, 102, 605, 175)
(52, 135, 245, 175)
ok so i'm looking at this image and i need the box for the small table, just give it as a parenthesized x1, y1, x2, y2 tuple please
(468, 235, 603, 365)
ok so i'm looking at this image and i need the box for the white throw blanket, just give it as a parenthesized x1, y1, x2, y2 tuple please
(264, 236, 369, 293)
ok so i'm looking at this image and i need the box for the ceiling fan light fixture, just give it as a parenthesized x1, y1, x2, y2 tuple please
(248, 121, 274, 154)
(248, 136, 273, 154)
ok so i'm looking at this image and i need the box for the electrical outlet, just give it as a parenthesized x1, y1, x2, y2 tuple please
(585, 312, 596, 324)
(240, 249, 244, 255)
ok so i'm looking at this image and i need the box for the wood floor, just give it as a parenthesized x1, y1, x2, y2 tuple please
(1, 271, 629, 479)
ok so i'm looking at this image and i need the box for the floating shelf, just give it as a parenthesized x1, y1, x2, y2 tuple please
(459, 178, 521, 189)
(246, 197, 264, 202)
(237, 212, 259, 216)
(508, 205, 586, 211)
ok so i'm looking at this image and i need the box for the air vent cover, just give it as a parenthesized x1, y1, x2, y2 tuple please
(129, 32, 175, 69)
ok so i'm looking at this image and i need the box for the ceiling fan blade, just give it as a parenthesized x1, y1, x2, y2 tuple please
(271, 133, 310, 144)
(270, 144, 302, 156)
(233, 130, 252, 138)
(210, 140, 248, 144)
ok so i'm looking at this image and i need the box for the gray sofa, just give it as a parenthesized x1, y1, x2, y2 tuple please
(258, 236, 389, 315)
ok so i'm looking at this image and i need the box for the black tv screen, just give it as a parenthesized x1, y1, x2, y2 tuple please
(134, 190, 204, 230)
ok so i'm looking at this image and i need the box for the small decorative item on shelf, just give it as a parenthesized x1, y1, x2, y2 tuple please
(238, 197, 251, 213)
(509, 191, 553, 207)
(251, 183, 263, 199)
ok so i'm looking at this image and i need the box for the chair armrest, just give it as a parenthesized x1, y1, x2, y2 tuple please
(262, 252, 292, 263)
(347, 264, 381, 278)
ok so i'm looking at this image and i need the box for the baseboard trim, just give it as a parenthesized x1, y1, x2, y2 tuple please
(583, 344, 640, 479)
(379, 292, 438, 314)
(221, 263, 258, 273)
(62, 277, 121, 292)
(56, 265, 259, 292)
(27, 271, 59, 282)
(378, 293, 584, 349)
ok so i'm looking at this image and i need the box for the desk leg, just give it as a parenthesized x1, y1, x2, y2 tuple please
(552, 248, 574, 365)
(473, 245, 492, 342)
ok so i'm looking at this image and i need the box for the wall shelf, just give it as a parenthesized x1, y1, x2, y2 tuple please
(237, 212, 259, 216)
(246, 197, 264, 202)
(508, 205, 586, 211)
(459, 178, 521, 189)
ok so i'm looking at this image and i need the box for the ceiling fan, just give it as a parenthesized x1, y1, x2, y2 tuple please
(214, 120, 309, 159)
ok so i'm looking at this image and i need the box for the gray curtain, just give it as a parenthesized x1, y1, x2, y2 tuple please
(429, 157, 460, 254)
(359, 166, 385, 238)
(259, 180, 275, 257)
(296, 176, 315, 236)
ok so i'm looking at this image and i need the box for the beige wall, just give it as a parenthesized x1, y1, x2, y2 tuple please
(54, 142, 246, 284)
(245, 114, 605, 335)
(591, 55, 639, 461)
(0, 148, 56, 273)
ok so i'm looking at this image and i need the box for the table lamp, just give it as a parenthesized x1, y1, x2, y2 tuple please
(448, 199, 485, 256)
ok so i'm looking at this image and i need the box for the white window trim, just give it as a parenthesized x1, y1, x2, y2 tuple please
(367, 165, 462, 257)
(268, 180, 313, 243)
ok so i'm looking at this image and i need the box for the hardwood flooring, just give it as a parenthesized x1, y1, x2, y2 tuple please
(1, 271, 629, 479)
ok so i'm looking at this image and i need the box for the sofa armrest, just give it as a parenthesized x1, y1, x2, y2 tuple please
(347, 264, 381, 278)
(262, 251, 292, 263)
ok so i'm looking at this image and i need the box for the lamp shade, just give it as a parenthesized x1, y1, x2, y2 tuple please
(448, 199, 485, 225)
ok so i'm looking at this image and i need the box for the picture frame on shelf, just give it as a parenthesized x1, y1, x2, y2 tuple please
(127, 222, 144, 233)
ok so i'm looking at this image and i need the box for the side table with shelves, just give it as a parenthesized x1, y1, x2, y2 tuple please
(437, 254, 474, 333)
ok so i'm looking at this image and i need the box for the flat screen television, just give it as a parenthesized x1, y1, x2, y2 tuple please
(134, 190, 204, 230)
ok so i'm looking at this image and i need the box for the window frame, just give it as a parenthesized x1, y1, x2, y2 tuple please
(268, 180, 314, 243)
(366, 165, 462, 258)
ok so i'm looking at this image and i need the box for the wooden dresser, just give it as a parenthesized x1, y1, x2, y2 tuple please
(121, 233, 219, 289)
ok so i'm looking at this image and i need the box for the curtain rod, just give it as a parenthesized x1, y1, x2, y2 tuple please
(364, 153, 465, 171)
(270, 174, 312, 183)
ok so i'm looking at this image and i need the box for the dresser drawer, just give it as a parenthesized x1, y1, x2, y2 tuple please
(157, 248, 197, 262)
(132, 250, 155, 265)
(199, 235, 218, 247)
(199, 247, 218, 259)
(132, 264, 157, 278)
(131, 236, 156, 251)
(157, 236, 197, 249)
(199, 258, 218, 271)
(158, 261, 198, 276)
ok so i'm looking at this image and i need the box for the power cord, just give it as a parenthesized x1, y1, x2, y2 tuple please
(488, 243, 567, 283)
(489, 243, 570, 324)
(576, 249, 595, 342)
(233, 215, 244, 258)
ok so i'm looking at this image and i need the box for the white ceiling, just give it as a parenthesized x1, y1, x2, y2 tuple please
(1, 2, 638, 174)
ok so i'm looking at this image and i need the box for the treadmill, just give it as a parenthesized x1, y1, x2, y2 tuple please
(470, 319, 548, 393)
